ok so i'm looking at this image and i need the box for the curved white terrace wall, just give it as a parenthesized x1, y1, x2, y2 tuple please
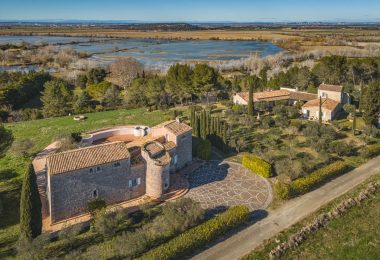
(82, 126, 150, 145)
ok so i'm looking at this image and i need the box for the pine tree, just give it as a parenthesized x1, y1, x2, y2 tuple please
(41, 79, 71, 117)
(20, 163, 42, 239)
(362, 81, 380, 126)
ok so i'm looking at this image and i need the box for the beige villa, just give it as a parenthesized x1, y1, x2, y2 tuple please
(42, 119, 192, 223)
(301, 84, 349, 121)
(233, 83, 349, 122)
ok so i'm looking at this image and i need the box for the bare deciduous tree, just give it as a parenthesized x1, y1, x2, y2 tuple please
(110, 58, 143, 89)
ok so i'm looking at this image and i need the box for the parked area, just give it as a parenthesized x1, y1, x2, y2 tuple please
(185, 161, 272, 214)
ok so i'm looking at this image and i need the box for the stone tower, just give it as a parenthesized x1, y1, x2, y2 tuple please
(141, 141, 171, 198)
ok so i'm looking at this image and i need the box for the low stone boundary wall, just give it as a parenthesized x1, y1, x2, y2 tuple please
(81, 125, 149, 145)
(269, 181, 379, 259)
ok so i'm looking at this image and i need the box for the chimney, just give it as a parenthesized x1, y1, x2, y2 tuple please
(175, 116, 181, 123)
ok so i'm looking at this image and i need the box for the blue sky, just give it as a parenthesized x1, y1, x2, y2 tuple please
(1, 0, 380, 22)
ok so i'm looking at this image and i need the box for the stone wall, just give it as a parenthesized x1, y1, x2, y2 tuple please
(233, 94, 248, 105)
(302, 103, 341, 121)
(142, 147, 170, 199)
(175, 132, 192, 169)
(48, 159, 145, 223)
(318, 89, 342, 103)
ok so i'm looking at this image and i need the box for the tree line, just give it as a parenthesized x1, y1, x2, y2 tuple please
(0, 55, 379, 127)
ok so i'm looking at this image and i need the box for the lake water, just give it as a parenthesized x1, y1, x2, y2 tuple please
(0, 35, 283, 70)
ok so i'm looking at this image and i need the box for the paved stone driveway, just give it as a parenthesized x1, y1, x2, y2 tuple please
(185, 161, 272, 213)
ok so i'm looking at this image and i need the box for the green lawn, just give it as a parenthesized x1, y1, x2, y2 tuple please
(244, 174, 380, 260)
(0, 107, 168, 258)
(336, 116, 366, 130)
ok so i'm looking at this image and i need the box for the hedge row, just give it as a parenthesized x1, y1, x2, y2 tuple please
(291, 161, 351, 195)
(242, 154, 272, 178)
(140, 205, 250, 260)
(365, 142, 380, 158)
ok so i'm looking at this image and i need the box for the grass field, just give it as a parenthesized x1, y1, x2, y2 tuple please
(0, 107, 168, 258)
(243, 174, 380, 260)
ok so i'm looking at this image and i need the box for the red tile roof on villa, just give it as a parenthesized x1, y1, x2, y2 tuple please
(289, 91, 318, 101)
(302, 98, 340, 111)
(163, 141, 176, 151)
(47, 142, 130, 175)
(237, 90, 290, 102)
(154, 120, 192, 136)
(254, 90, 290, 101)
(319, 84, 343, 92)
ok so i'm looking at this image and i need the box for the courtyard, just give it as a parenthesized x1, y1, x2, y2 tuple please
(185, 161, 272, 213)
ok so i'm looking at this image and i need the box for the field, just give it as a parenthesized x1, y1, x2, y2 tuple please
(0, 108, 168, 258)
(1, 26, 380, 53)
(244, 174, 380, 260)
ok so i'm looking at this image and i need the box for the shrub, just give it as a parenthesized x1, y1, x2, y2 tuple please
(329, 141, 354, 156)
(242, 154, 273, 178)
(140, 205, 250, 260)
(93, 209, 128, 238)
(260, 116, 275, 128)
(87, 198, 106, 216)
(361, 142, 380, 158)
(274, 181, 291, 200)
(71, 132, 82, 143)
(231, 104, 246, 114)
(114, 198, 205, 259)
(291, 161, 351, 195)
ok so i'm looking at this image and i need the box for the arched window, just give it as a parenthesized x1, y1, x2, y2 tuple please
(93, 189, 98, 198)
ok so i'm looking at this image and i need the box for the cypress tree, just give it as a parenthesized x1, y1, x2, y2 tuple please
(319, 96, 323, 125)
(200, 109, 205, 140)
(205, 110, 210, 137)
(190, 106, 195, 128)
(222, 122, 228, 151)
(20, 163, 42, 239)
(248, 81, 254, 116)
(194, 113, 200, 137)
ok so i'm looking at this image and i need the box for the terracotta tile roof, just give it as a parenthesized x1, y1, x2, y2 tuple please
(155, 120, 192, 136)
(126, 134, 159, 149)
(237, 90, 291, 102)
(47, 142, 130, 175)
(289, 91, 318, 101)
(319, 84, 343, 92)
(302, 98, 340, 111)
(144, 141, 165, 157)
(163, 141, 176, 151)
(143, 141, 171, 165)
(236, 92, 250, 102)
(254, 90, 290, 101)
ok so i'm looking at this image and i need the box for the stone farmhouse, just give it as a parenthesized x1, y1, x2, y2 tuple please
(45, 120, 192, 223)
(302, 84, 350, 121)
(233, 83, 349, 121)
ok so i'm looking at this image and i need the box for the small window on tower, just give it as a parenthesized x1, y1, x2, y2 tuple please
(114, 162, 121, 168)
(93, 190, 98, 198)
(96, 166, 101, 172)
(89, 168, 93, 173)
